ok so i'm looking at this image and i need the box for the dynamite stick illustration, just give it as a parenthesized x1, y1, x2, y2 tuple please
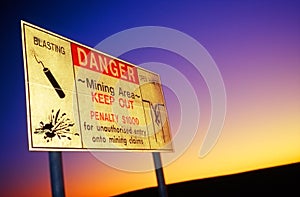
(33, 53, 65, 98)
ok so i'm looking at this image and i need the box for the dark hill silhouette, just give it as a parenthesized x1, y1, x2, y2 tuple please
(113, 162, 300, 196)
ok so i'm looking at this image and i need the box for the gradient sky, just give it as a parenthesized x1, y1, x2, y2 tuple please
(1, 0, 300, 197)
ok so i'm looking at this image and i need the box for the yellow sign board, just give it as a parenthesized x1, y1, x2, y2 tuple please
(21, 21, 173, 152)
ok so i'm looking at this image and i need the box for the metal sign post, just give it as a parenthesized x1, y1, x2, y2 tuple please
(152, 152, 168, 197)
(49, 152, 65, 197)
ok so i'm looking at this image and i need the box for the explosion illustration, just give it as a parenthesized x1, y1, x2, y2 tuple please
(34, 109, 79, 142)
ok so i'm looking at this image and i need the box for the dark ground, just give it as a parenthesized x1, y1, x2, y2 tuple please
(114, 162, 300, 196)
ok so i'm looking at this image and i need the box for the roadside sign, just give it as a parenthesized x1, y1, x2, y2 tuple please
(21, 21, 173, 152)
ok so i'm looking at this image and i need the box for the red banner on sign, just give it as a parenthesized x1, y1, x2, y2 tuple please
(71, 43, 139, 85)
